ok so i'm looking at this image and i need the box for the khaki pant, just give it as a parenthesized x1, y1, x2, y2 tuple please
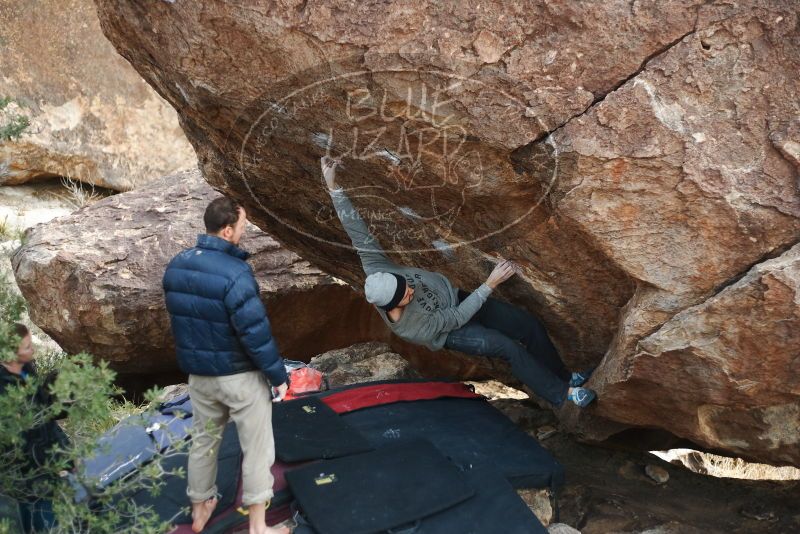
(187, 371, 274, 506)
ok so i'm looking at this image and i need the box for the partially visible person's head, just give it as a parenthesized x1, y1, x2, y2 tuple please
(14, 323, 33, 364)
(364, 272, 414, 311)
(204, 197, 246, 246)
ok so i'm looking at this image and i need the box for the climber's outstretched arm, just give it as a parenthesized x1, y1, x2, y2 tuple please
(322, 156, 398, 275)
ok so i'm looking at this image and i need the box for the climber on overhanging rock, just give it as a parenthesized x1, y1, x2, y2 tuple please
(320, 156, 597, 408)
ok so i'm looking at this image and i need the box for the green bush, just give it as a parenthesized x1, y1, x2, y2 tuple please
(0, 216, 23, 243)
(0, 97, 30, 142)
(0, 116, 29, 142)
(0, 276, 184, 532)
(0, 280, 26, 364)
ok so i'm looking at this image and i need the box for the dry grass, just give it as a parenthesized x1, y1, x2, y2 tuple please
(54, 176, 104, 209)
(0, 215, 24, 242)
(62, 396, 145, 443)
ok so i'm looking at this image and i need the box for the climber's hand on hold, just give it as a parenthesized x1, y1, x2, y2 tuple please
(321, 156, 340, 191)
(486, 259, 516, 289)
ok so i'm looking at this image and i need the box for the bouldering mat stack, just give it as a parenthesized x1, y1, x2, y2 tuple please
(273, 380, 558, 533)
(81, 393, 292, 534)
(85, 380, 561, 533)
(313, 380, 565, 491)
(287, 440, 547, 534)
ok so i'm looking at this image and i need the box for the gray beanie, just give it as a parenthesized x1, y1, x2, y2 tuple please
(364, 272, 407, 310)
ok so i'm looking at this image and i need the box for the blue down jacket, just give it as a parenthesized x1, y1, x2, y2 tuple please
(162, 234, 287, 386)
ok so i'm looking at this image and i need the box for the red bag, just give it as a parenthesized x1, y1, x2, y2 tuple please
(284, 366, 325, 400)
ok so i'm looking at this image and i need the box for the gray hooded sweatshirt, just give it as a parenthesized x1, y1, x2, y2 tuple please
(330, 189, 492, 350)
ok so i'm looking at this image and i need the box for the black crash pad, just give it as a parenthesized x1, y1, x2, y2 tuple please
(286, 440, 474, 534)
(412, 464, 547, 533)
(341, 397, 565, 491)
(273, 396, 373, 462)
(291, 460, 547, 534)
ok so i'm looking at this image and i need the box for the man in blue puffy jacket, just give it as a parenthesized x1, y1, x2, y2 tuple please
(163, 197, 289, 534)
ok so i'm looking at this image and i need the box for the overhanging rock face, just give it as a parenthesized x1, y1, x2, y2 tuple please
(93, 0, 799, 465)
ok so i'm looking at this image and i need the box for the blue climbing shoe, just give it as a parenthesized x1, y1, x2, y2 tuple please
(569, 368, 595, 388)
(567, 387, 597, 407)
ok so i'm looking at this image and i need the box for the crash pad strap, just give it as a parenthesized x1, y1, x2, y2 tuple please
(321, 381, 481, 414)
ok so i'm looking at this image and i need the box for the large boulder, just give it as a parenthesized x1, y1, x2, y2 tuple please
(0, 0, 196, 190)
(549, 10, 800, 461)
(92, 0, 800, 465)
(595, 244, 800, 465)
(10, 170, 398, 375)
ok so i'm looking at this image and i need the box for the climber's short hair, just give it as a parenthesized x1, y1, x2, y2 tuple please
(204, 196, 242, 234)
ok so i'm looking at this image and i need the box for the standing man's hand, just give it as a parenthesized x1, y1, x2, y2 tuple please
(321, 156, 340, 191)
(272, 382, 288, 402)
(486, 259, 517, 289)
